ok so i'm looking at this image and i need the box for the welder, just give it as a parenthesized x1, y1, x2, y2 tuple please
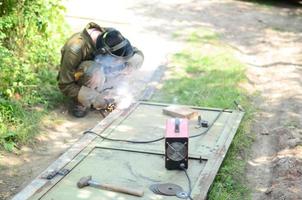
(58, 22, 144, 117)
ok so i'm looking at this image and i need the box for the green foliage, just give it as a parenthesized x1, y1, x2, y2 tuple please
(0, 0, 68, 151)
(153, 30, 253, 199)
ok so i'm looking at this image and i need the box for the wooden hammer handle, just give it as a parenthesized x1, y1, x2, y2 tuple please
(96, 183, 144, 197)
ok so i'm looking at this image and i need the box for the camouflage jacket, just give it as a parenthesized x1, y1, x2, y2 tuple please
(58, 22, 105, 98)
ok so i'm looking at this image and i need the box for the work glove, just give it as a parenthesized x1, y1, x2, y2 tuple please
(77, 86, 114, 109)
(76, 61, 105, 93)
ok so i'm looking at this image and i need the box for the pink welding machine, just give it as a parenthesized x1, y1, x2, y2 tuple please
(165, 118, 189, 170)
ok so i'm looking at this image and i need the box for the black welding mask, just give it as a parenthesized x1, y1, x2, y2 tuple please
(95, 28, 134, 60)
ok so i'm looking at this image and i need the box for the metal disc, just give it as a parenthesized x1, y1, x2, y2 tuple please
(157, 183, 183, 196)
(149, 184, 163, 195)
(149, 184, 158, 193)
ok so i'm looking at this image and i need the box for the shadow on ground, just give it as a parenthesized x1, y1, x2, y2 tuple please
(239, 0, 302, 8)
(130, 1, 302, 54)
(0, 106, 103, 199)
(130, 0, 302, 199)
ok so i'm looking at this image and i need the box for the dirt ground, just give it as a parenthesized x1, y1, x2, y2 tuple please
(0, 0, 301, 199)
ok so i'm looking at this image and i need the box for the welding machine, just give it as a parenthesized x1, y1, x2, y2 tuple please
(165, 118, 189, 170)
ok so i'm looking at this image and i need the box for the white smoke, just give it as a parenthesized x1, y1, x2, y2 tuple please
(94, 54, 136, 109)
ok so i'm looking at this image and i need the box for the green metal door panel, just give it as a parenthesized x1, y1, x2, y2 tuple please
(20, 102, 243, 200)
(40, 148, 205, 200)
(95, 104, 232, 158)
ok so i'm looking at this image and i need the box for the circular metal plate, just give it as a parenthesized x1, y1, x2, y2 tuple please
(157, 183, 183, 196)
(149, 184, 163, 195)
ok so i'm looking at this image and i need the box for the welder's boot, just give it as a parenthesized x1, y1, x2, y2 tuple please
(69, 100, 88, 118)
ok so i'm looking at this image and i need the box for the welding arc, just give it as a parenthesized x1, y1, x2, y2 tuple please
(84, 109, 225, 144)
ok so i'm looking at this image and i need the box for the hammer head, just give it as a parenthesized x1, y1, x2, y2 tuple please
(77, 176, 92, 188)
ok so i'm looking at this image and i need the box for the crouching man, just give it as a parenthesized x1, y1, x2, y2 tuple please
(58, 22, 144, 117)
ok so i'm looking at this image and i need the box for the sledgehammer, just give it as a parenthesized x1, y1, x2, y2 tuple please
(77, 176, 144, 197)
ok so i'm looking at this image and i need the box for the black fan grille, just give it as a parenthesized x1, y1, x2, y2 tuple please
(166, 142, 187, 161)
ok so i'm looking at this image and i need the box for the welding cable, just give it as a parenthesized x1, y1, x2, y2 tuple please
(84, 108, 228, 143)
(180, 164, 193, 200)
(189, 108, 226, 138)
(83, 130, 165, 143)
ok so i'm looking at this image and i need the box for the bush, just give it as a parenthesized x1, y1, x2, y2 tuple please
(0, 0, 68, 151)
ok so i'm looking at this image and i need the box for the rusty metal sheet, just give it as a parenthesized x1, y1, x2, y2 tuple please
(17, 102, 243, 200)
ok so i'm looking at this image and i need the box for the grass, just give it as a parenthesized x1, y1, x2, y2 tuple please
(0, 69, 66, 152)
(0, 19, 70, 151)
(0, 0, 69, 152)
(152, 29, 254, 200)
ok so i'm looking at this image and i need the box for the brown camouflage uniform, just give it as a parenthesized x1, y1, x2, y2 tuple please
(58, 22, 106, 98)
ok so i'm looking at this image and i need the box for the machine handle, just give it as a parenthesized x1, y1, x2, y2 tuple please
(175, 118, 180, 133)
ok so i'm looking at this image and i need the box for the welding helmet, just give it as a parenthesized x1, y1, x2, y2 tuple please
(94, 48, 144, 77)
(96, 28, 134, 60)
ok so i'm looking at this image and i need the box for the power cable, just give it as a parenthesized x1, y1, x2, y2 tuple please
(83, 130, 164, 144)
(180, 163, 193, 200)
